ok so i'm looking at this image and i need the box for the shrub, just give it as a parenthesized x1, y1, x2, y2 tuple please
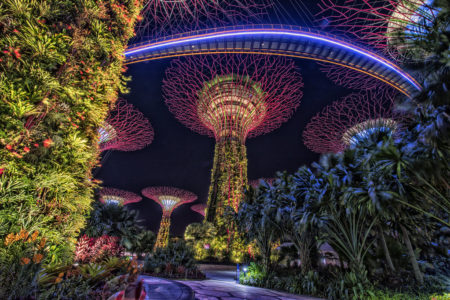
(74, 235, 123, 263)
(0, 229, 47, 299)
(143, 240, 204, 279)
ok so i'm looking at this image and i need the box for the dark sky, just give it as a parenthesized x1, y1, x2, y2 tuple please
(95, 1, 353, 236)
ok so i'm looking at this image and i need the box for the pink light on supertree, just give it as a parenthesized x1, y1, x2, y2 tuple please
(142, 186, 197, 248)
(303, 90, 406, 154)
(191, 203, 207, 217)
(99, 98, 154, 152)
(317, 0, 440, 60)
(99, 187, 142, 206)
(136, 0, 271, 38)
(249, 178, 275, 188)
(163, 54, 303, 224)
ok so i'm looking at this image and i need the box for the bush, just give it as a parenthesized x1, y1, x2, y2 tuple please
(143, 240, 204, 279)
(0, 229, 47, 299)
(74, 235, 123, 264)
(37, 257, 140, 299)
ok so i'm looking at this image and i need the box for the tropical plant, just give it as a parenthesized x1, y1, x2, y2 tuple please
(82, 201, 144, 251)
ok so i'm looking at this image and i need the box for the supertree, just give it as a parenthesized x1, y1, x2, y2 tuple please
(98, 98, 154, 152)
(99, 187, 142, 206)
(303, 90, 406, 153)
(317, 0, 442, 60)
(135, 0, 271, 39)
(142, 186, 197, 249)
(191, 203, 207, 218)
(249, 178, 275, 188)
(163, 54, 303, 225)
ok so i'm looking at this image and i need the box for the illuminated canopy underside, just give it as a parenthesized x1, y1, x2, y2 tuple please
(197, 75, 267, 142)
(342, 118, 398, 146)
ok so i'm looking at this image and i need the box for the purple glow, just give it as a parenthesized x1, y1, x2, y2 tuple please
(125, 28, 421, 92)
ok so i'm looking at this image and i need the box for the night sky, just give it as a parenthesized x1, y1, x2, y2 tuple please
(95, 1, 354, 236)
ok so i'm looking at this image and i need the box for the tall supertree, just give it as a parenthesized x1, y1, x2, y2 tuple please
(99, 187, 142, 206)
(191, 203, 207, 218)
(317, 0, 441, 60)
(163, 54, 303, 224)
(98, 98, 154, 152)
(303, 90, 406, 153)
(135, 0, 271, 38)
(142, 186, 197, 249)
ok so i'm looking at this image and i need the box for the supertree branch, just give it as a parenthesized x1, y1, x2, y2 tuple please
(99, 98, 154, 152)
(99, 187, 142, 206)
(191, 203, 207, 217)
(142, 186, 197, 249)
(317, 0, 439, 60)
(249, 178, 275, 188)
(135, 0, 271, 39)
(318, 62, 396, 92)
(303, 90, 407, 153)
(163, 54, 303, 142)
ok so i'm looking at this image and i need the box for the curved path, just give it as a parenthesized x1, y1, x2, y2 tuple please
(177, 265, 322, 300)
(125, 24, 421, 98)
(178, 279, 322, 300)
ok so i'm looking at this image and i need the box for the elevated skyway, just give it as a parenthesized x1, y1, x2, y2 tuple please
(125, 25, 421, 97)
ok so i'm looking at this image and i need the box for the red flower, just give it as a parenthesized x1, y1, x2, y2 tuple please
(23, 147, 30, 153)
(13, 29, 19, 34)
(0, 168, 4, 175)
(43, 139, 52, 148)
(5, 144, 12, 150)
(34, 143, 39, 148)
(14, 49, 21, 59)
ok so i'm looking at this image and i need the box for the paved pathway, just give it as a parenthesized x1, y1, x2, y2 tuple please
(140, 276, 194, 300)
(177, 279, 321, 300)
(176, 265, 322, 300)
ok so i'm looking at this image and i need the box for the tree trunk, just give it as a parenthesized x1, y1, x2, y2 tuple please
(400, 225, 423, 284)
(379, 226, 395, 272)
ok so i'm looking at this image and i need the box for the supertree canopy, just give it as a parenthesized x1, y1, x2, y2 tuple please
(318, 0, 441, 60)
(135, 0, 270, 38)
(99, 187, 142, 206)
(142, 186, 197, 249)
(163, 54, 303, 225)
(191, 203, 207, 217)
(303, 90, 405, 153)
(99, 98, 154, 152)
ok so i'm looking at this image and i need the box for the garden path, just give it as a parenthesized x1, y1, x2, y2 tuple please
(176, 265, 323, 300)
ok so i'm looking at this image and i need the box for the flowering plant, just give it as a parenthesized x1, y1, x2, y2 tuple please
(75, 235, 123, 263)
(0, 229, 47, 298)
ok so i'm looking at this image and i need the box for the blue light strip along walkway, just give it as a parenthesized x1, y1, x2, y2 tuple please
(125, 25, 421, 97)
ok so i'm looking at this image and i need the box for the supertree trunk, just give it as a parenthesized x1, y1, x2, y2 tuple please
(206, 139, 248, 224)
(155, 214, 171, 249)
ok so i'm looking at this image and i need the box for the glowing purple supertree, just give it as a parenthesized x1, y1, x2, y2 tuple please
(163, 54, 303, 224)
(317, 0, 440, 60)
(191, 203, 207, 218)
(303, 90, 406, 153)
(98, 98, 154, 152)
(99, 187, 142, 206)
(249, 178, 275, 188)
(136, 0, 271, 38)
(142, 186, 197, 248)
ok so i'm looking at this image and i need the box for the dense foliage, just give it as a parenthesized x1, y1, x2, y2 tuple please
(235, 1, 449, 299)
(0, 0, 142, 262)
(82, 201, 150, 252)
(143, 240, 205, 279)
